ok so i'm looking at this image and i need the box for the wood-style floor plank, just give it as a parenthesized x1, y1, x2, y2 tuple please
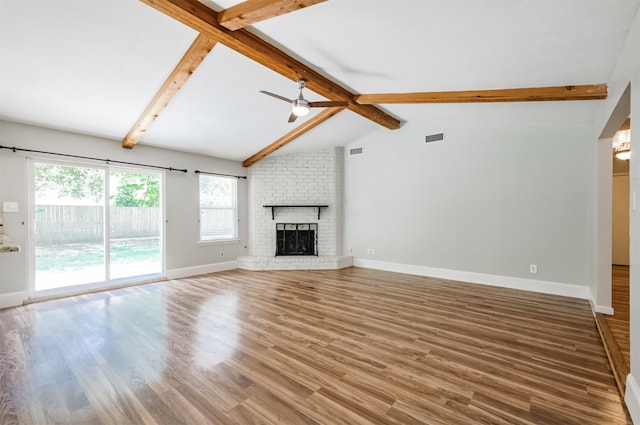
(609, 265, 631, 366)
(0, 267, 631, 424)
(595, 265, 631, 395)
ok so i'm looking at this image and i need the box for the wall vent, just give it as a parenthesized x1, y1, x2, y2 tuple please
(425, 132, 445, 143)
(350, 147, 363, 155)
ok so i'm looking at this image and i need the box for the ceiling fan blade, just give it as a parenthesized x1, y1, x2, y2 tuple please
(260, 91, 293, 103)
(288, 113, 298, 123)
(309, 101, 349, 108)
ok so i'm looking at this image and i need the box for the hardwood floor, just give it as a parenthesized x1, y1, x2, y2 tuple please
(595, 265, 631, 395)
(0, 268, 631, 424)
(610, 265, 631, 367)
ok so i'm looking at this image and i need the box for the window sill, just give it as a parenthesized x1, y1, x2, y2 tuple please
(198, 238, 241, 246)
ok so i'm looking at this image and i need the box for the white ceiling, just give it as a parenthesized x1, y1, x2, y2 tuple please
(1, 0, 638, 163)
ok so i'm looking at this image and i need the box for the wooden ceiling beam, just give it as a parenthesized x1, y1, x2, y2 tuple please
(242, 107, 345, 167)
(123, 33, 217, 149)
(355, 84, 608, 104)
(218, 0, 327, 31)
(140, 0, 401, 130)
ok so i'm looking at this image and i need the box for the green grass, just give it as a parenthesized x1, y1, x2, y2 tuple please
(36, 238, 160, 271)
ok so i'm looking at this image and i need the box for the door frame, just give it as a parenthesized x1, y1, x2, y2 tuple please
(594, 84, 631, 314)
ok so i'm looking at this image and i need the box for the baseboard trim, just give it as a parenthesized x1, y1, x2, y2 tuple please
(594, 305, 615, 315)
(353, 258, 589, 299)
(0, 290, 29, 309)
(586, 288, 615, 316)
(626, 374, 640, 424)
(166, 261, 238, 280)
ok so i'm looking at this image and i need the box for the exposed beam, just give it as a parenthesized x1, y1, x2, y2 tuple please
(218, 0, 326, 31)
(242, 107, 345, 167)
(140, 0, 401, 130)
(355, 84, 608, 104)
(123, 33, 217, 149)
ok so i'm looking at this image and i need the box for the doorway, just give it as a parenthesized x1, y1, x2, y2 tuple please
(594, 85, 631, 396)
(605, 116, 632, 394)
(31, 160, 163, 293)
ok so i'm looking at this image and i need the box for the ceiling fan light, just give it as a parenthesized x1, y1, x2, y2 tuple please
(615, 142, 631, 160)
(292, 105, 310, 116)
(616, 150, 631, 160)
(613, 127, 631, 160)
(292, 98, 310, 116)
(613, 129, 631, 148)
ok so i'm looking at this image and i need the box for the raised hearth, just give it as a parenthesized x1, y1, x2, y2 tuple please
(237, 255, 353, 270)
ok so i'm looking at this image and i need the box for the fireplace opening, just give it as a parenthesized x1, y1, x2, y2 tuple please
(276, 223, 318, 256)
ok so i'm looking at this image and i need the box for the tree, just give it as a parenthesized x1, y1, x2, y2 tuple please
(35, 165, 159, 207)
(35, 163, 104, 203)
(111, 173, 160, 207)
(199, 175, 234, 208)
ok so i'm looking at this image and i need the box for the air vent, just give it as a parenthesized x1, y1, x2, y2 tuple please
(425, 132, 445, 143)
(350, 147, 363, 155)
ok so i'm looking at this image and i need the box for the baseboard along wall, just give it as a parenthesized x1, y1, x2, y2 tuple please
(165, 260, 238, 280)
(354, 258, 590, 300)
(0, 290, 29, 310)
(626, 374, 640, 424)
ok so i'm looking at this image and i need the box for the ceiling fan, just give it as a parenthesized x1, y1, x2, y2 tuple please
(260, 79, 348, 122)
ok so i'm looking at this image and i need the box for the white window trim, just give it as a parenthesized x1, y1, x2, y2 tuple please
(197, 238, 240, 246)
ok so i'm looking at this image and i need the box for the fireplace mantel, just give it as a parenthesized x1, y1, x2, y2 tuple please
(263, 204, 328, 220)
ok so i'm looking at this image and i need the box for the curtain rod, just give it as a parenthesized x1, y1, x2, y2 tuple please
(0, 145, 188, 173)
(194, 170, 247, 179)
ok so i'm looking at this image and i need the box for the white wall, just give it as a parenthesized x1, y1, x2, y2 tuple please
(0, 120, 248, 306)
(345, 117, 591, 290)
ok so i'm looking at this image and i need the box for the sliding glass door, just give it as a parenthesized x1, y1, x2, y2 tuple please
(33, 161, 163, 292)
(34, 162, 106, 290)
(109, 170, 162, 280)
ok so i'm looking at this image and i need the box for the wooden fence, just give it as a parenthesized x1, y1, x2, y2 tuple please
(35, 205, 160, 244)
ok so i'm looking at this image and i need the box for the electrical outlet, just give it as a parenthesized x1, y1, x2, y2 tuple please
(220, 251, 224, 257)
(529, 264, 538, 274)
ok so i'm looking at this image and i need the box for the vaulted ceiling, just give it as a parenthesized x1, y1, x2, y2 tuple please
(1, 0, 638, 166)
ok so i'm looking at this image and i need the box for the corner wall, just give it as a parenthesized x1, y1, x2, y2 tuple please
(344, 117, 592, 296)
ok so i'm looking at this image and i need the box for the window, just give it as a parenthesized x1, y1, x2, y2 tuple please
(199, 175, 237, 242)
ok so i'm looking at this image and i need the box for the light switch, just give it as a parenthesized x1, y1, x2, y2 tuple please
(3, 202, 18, 213)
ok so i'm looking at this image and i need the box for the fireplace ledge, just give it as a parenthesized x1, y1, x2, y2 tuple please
(237, 255, 353, 271)
(263, 205, 329, 220)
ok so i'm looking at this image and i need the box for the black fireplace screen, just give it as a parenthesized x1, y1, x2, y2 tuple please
(276, 223, 318, 256)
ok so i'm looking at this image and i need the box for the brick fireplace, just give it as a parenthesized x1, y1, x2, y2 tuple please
(237, 147, 353, 270)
